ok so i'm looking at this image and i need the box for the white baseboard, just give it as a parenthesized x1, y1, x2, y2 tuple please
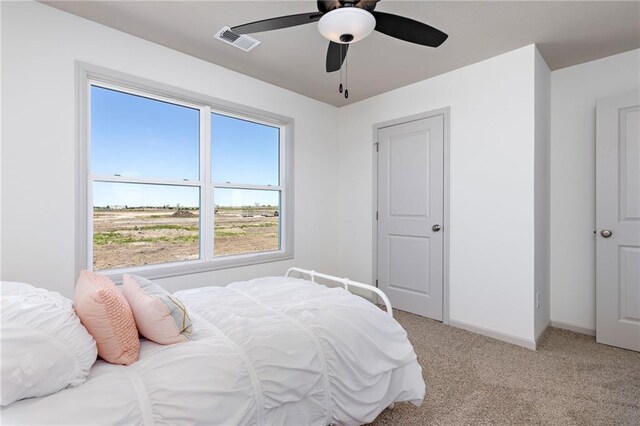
(449, 319, 537, 350)
(535, 321, 550, 347)
(550, 320, 596, 336)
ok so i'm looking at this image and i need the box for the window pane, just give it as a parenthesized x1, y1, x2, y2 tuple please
(93, 182, 200, 270)
(211, 113, 279, 186)
(91, 85, 200, 180)
(214, 188, 280, 257)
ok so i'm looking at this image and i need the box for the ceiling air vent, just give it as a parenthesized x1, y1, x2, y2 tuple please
(215, 26, 261, 52)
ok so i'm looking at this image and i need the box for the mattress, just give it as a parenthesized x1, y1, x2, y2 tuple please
(2, 276, 425, 425)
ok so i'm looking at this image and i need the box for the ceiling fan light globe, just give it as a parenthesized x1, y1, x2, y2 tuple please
(318, 7, 376, 44)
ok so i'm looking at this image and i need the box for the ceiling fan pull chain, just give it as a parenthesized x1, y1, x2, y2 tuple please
(339, 44, 343, 93)
(344, 53, 349, 99)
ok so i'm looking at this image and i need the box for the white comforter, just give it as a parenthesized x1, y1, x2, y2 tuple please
(3, 276, 425, 425)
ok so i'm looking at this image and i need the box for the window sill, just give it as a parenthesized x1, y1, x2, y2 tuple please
(97, 250, 293, 283)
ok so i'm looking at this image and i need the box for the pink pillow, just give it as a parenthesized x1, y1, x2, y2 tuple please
(122, 274, 192, 345)
(73, 271, 139, 365)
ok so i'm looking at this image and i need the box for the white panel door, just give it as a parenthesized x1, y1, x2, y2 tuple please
(596, 91, 640, 352)
(377, 115, 444, 320)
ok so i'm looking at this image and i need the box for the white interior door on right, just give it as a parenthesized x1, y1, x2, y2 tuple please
(596, 90, 640, 352)
(377, 115, 444, 320)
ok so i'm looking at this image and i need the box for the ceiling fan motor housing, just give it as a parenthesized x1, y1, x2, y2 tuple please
(318, 7, 376, 44)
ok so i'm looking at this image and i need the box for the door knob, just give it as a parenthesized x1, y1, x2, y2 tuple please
(600, 230, 612, 238)
(432, 224, 441, 232)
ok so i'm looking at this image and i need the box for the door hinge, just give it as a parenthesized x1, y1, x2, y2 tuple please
(374, 142, 379, 152)
(375, 279, 378, 286)
(376, 211, 379, 220)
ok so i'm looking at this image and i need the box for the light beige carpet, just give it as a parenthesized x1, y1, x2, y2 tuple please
(371, 310, 640, 425)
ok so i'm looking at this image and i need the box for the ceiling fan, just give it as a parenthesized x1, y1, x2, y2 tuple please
(230, 0, 448, 98)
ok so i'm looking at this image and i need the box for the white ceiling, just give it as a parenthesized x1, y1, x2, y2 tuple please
(43, 1, 640, 106)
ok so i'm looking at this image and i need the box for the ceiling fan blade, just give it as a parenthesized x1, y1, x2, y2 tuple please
(371, 11, 448, 47)
(326, 41, 348, 73)
(232, 12, 322, 34)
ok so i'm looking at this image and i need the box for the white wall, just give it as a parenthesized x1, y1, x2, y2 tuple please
(0, 2, 340, 297)
(337, 45, 540, 345)
(550, 49, 640, 332)
(534, 49, 551, 340)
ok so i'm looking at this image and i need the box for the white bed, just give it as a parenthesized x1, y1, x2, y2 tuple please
(2, 269, 425, 425)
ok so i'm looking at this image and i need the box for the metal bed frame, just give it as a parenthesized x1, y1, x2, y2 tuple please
(285, 267, 393, 317)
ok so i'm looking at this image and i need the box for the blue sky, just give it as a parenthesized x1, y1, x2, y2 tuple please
(91, 86, 280, 208)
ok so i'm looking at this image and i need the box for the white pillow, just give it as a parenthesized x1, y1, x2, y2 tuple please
(0, 281, 97, 406)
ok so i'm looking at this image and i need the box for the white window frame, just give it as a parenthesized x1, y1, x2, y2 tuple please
(76, 62, 294, 282)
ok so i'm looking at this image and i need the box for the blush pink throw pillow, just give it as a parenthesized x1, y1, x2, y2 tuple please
(122, 274, 192, 345)
(73, 271, 139, 365)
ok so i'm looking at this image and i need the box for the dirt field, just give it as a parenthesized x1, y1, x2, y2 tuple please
(93, 208, 279, 270)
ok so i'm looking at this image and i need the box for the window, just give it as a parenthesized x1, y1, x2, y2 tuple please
(80, 68, 292, 278)
(211, 114, 282, 257)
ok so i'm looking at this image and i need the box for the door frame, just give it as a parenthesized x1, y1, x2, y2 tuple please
(372, 107, 451, 324)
